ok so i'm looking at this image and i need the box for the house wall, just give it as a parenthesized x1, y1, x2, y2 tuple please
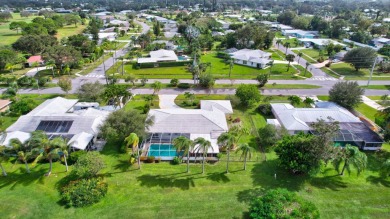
(234, 59, 265, 68)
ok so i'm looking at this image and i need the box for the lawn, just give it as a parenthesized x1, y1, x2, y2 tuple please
(1, 94, 390, 218)
(325, 63, 390, 81)
(55, 24, 88, 40)
(292, 48, 329, 64)
(0, 13, 40, 46)
(110, 52, 311, 80)
(360, 85, 390, 90)
(355, 103, 378, 122)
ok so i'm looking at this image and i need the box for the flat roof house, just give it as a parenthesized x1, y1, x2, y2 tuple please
(229, 49, 272, 69)
(282, 29, 318, 39)
(269, 102, 383, 150)
(143, 100, 233, 160)
(2, 97, 112, 151)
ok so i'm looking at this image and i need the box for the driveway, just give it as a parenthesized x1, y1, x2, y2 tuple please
(158, 95, 181, 109)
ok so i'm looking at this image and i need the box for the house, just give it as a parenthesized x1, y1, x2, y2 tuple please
(137, 49, 179, 64)
(277, 24, 294, 31)
(0, 99, 12, 112)
(27, 55, 44, 67)
(299, 38, 347, 49)
(143, 100, 232, 160)
(370, 37, 390, 49)
(229, 49, 272, 69)
(342, 39, 378, 51)
(3, 97, 113, 151)
(282, 29, 318, 39)
(269, 102, 383, 150)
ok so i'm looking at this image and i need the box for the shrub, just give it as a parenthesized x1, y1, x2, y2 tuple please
(9, 98, 37, 115)
(68, 150, 87, 165)
(38, 77, 49, 86)
(61, 177, 108, 207)
(177, 83, 191, 89)
(325, 62, 331, 67)
(146, 156, 155, 163)
(140, 156, 147, 161)
(71, 152, 105, 179)
(155, 157, 161, 163)
(249, 188, 320, 219)
(257, 104, 272, 116)
(170, 78, 179, 87)
(226, 95, 241, 107)
(171, 156, 181, 165)
(216, 153, 222, 159)
(142, 104, 150, 114)
(317, 57, 325, 63)
(233, 117, 241, 123)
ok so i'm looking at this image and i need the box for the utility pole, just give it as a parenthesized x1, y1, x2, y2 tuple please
(367, 57, 378, 87)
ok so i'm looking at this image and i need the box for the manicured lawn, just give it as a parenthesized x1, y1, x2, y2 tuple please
(211, 84, 321, 89)
(360, 85, 390, 90)
(55, 24, 88, 40)
(355, 103, 378, 122)
(292, 48, 329, 64)
(110, 52, 310, 80)
(1, 94, 390, 218)
(0, 13, 40, 46)
(325, 63, 390, 80)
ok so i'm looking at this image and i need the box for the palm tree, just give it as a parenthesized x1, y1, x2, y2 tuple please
(124, 133, 141, 169)
(33, 136, 60, 176)
(193, 137, 212, 174)
(45, 60, 56, 77)
(304, 62, 310, 76)
(226, 58, 234, 78)
(333, 144, 367, 176)
(276, 39, 282, 49)
(173, 136, 194, 173)
(51, 137, 69, 172)
(236, 143, 254, 170)
(303, 97, 315, 107)
(9, 139, 32, 173)
(217, 132, 235, 173)
(285, 54, 295, 72)
(0, 146, 9, 176)
(151, 81, 162, 95)
(284, 42, 290, 54)
(230, 125, 250, 148)
(297, 52, 303, 63)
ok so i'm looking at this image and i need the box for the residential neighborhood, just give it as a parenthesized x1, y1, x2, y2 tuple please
(0, 0, 390, 218)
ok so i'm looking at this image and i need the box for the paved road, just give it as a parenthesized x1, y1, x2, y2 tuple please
(134, 20, 151, 34)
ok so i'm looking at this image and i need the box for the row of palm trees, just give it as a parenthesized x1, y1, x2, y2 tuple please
(0, 131, 70, 176)
(123, 127, 256, 175)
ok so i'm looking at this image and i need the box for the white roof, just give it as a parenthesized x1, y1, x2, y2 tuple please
(68, 132, 94, 150)
(230, 49, 272, 62)
(148, 108, 228, 135)
(271, 102, 361, 131)
(138, 49, 178, 63)
(200, 100, 233, 114)
(299, 38, 346, 47)
(28, 97, 78, 116)
(1, 131, 31, 147)
(278, 24, 294, 30)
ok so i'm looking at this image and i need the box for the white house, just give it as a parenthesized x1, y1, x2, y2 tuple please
(3, 97, 113, 151)
(229, 49, 272, 69)
(144, 100, 233, 160)
(137, 49, 178, 64)
(269, 102, 383, 150)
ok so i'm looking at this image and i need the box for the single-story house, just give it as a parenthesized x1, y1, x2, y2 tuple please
(277, 24, 294, 31)
(137, 49, 178, 64)
(282, 29, 318, 39)
(229, 49, 272, 69)
(299, 38, 347, 49)
(108, 19, 130, 27)
(3, 97, 113, 151)
(269, 102, 383, 150)
(144, 100, 232, 160)
(370, 37, 390, 49)
(0, 99, 12, 112)
(342, 39, 379, 51)
(27, 55, 44, 67)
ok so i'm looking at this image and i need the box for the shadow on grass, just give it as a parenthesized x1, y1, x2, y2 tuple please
(0, 168, 47, 190)
(309, 175, 348, 191)
(136, 174, 196, 190)
(366, 176, 390, 187)
(206, 172, 230, 183)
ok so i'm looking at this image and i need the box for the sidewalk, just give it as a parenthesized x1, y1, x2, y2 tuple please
(362, 96, 384, 110)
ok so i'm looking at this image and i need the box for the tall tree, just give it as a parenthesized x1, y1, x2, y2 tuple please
(235, 84, 261, 107)
(329, 81, 364, 109)
(173, 136, 194, 173)
(343, 47, 376, 71)
(57, 77, 72, 94)
(0, 146, 9, 176)
(217, 132, 235, 173)
(236, 143, 254, 170)
(193, 137, 212, 174)
(286, 54, 295, 72)
(151, 81, 162, 95)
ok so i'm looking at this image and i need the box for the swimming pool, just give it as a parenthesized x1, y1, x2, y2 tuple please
(178, 56, 187, 61)
(147, 144, 182, 157)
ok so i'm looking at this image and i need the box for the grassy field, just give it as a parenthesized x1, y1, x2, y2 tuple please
(325, 63, 390, 81)
(1, 94, 390, 218)
(0, 13, 40, 46)
(109, 52, 311, 80)
(0, 13, 87, 46)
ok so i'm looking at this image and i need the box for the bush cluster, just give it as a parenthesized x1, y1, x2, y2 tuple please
(177, 83, 191, 89)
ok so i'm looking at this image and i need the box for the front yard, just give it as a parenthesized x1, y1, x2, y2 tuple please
(322, 63, 390, 80)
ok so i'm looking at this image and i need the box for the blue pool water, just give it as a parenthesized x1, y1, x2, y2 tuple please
(178, 56, 187, 61)
(148, 144, 181, 157)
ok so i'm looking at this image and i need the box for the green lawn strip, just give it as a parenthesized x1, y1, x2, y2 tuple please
(360, 85, 390, 90)
(355, 103, 378, 122)
(326, 63, 390, 80)
(317, 95, 329, 101)
(123, 94, 159, 111)
(320, 67, 341, 78)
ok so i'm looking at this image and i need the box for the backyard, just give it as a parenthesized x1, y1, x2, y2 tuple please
(107, 52, 311, 80)
(0, 94, 390, 218)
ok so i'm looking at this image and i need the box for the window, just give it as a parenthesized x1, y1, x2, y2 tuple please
(243, 61, 247, 65)
(36, 120, 73, 133)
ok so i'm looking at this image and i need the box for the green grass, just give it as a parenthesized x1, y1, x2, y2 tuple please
(325, 63, 390, 81)
(55, 24, 88, 41)
(0, 13, 40, 46)
(1, 94, 390, 218)
(211, 84, 321, 89)
(292, 49, 329, 64)
(109, 52, 310, 80)
(360, 85, 390, 90)
(355, 103, 378, 122)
